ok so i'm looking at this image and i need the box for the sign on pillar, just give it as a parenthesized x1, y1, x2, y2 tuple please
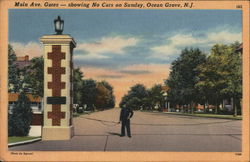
(40, 16, 76, 140)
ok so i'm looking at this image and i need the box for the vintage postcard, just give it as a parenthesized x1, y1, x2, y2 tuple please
(0, 0, 249, 161)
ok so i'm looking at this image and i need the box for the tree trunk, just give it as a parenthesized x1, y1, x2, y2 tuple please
(233, 97, 237, 117)
(239, 99, 242, 115)
(215, 104, 219, 114)
(191, 102, 194, 114)
(203, 103, 206, 113)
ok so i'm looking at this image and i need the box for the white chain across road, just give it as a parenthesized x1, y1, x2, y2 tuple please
(79, 116, 235, 127)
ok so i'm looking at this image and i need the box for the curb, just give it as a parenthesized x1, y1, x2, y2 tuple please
(163, 112, 242, 120)
(8, 138, 42, 147)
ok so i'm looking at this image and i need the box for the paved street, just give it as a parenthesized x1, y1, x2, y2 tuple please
(10, 108, 241, 151)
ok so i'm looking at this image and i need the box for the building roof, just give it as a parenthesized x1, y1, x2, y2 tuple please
(16, 55, 29, 61)
(14, 55, 32, 69)
(14, 60, 32, 69)
(9, 93, 41, 102)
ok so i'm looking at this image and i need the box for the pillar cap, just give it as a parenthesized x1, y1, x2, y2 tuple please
(40, 34, 76, 48)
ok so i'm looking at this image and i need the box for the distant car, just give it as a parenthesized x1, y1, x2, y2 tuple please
(73, 104, 79, 113)
(225, 105, 233, 111)
(77, 107, 84, 113)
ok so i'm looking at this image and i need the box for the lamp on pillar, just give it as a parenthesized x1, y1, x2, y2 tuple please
(54, 16, 64, 35)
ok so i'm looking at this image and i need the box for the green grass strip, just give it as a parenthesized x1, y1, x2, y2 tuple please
(8, 136, 40, 143)
(167, 112, 242, 120)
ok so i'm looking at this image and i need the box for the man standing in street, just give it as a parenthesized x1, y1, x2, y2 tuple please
(119, 105, 134, 137)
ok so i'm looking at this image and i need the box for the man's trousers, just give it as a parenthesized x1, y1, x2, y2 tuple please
(121, 119, 131, 137)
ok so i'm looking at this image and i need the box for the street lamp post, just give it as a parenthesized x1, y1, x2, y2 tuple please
(163, 92, 169, 112)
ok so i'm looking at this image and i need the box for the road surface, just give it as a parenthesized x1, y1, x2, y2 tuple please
(10, 108, 241, 151)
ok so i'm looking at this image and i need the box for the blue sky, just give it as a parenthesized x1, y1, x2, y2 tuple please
(9, 9, 242, 103)
(9, 9, 242, 42)
(9, 9, 242, 69)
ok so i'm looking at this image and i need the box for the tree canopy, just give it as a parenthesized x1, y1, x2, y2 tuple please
(165, 48, 207, 112)
(120, 84, 165, 111)
(73, 67, 84, 105)
(75, 77, 116, 111)
(165, 43, 242, 114)
(95, 81, 115, 110)
(26, 56, 44, 97)
(8, 45, 19, 93)
(120, 84, 148, 110)
(195, 42, 242, 114)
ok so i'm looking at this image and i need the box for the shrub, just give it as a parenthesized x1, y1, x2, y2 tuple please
(10, 92, 32, 136)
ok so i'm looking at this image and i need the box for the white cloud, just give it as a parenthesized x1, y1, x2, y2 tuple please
(151, 44, 179, 56)
(11, 42, 42, 58)
(169, 34, 201, 47)
(207, 30, 241, 44)
(151, 44, 178, 59)
(76, 36, 138, 59)
(74, 53, 109, 59)
(150, 29, 242, 59)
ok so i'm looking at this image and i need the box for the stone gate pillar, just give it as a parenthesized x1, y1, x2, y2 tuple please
(40, 35, 76, 140)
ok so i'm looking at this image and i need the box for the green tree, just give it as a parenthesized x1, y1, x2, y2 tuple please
(120, 84, 148, 110)
(224, 43, 242, 115)
(119, 94, 130, 108)
(196, 45, 228, 113)
(196, 42, 242, 114)
(100, 81, 115, 108)
(166, 48, 206, 113)
(8, 44, 19, 92)
(9, 92, 33, 136)
(81, 79, 97, 111)
(95, 82, 109, 110)
(126, 97, 141, 110)
(72, 69, 115, 111)
(129, 84, 148, 99)
(8, 44, 34, 93)
(73, 67, 84, 105)
(95, 81, 115, 110)
(26, 56, 44, 98)
(147, 84, 165, 111)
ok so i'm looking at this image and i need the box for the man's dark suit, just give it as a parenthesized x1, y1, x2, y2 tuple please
(119, 107, 134, 137)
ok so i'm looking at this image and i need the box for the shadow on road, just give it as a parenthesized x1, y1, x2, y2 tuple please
(107, 132, 121, 136)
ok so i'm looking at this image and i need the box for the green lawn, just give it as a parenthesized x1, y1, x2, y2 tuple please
(73, 112, 80, 117)
(8, 136, 41, 144)
(73, 110, 102, 118)
(166, 112, 242, 120)
(192, 113, 242, 120)
(73, 112, 91, 117)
